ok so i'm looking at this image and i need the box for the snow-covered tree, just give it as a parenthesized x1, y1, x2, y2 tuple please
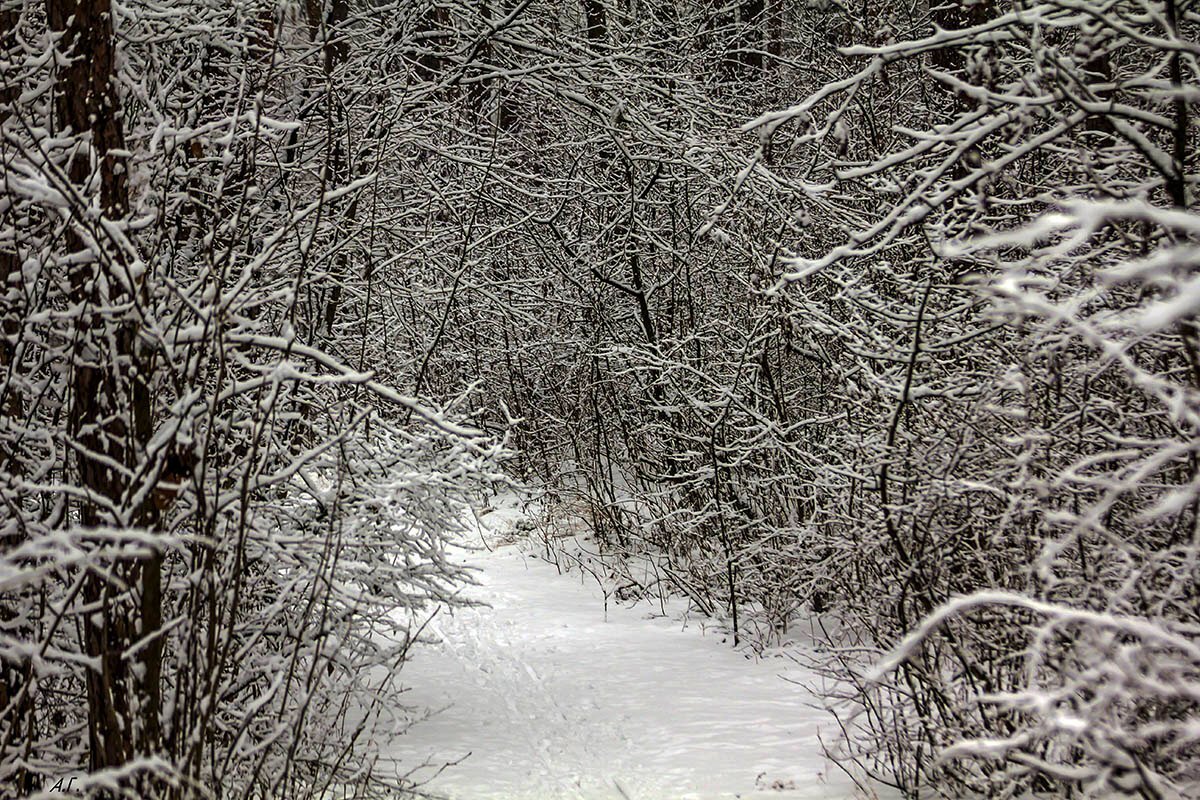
(740, 1, 1200, 795)
(0, 2, 502, 796)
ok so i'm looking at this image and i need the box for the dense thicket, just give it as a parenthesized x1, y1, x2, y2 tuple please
(1, 1, 500, 797)
(2, 0, 1199, 798)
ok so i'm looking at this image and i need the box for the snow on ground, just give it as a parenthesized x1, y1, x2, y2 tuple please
(386, 499, 872, 800)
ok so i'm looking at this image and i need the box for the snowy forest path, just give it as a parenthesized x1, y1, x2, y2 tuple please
(384, 498, 865, 800)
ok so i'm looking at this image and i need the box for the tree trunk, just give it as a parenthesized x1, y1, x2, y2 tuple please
(929, 0, 994, 109)
(584, 0, 606, 43)
(415, 2, 452, 81)
(46, 0, 158, 779)
(737, 0, 765, 72)
(314, 0, 352, 342)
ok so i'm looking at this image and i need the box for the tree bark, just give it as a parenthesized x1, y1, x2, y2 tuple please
(46, 0, 157, 779)
(929, 0, 994, 110)
(737, 0, 765, 72)
(584, 0, 606, 44)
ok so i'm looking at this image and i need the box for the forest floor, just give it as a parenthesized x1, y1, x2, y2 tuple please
(384, 496, 878, 800)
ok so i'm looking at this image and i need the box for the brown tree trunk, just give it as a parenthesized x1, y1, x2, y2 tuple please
(1, 10, 23, 432)
(928, 0, 994, 179)
(415, 2, 452, 81)
(46, 0, 158, 780)
(303, 0, 356, 347)
(0, 6, 18, 322)
(737, 0, 765, 72)
(766, 0, 782, 62)
(1080, 17, 1115, 136)
(584, 0, 606, 43)
(929, 0, 994, 108)
(1165, 0, 1188, 209)
(711, 0, 766, 77)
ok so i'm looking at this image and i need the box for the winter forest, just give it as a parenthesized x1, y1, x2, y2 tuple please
(1, 0, 1199, 797)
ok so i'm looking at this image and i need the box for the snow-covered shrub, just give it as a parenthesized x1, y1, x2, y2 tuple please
(0, 2, 503, 797)
(739, 2, 1200, 796)
(862, 201, 1200, 798)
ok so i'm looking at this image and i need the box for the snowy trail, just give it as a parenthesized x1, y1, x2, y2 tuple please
(386, 503, 864, 800)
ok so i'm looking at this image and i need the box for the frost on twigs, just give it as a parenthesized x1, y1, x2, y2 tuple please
(739, 2, 1200, 796)
(0, 2, 503, 798)
(860, 200, 1200, 798)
